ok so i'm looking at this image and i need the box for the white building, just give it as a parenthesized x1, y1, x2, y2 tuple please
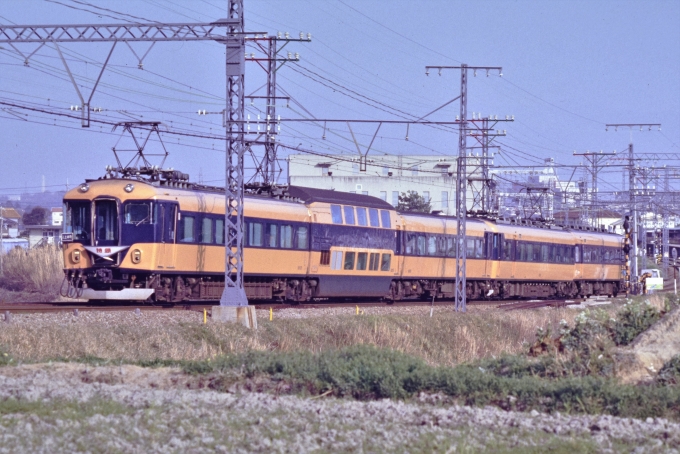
(287, 154, 482, 215)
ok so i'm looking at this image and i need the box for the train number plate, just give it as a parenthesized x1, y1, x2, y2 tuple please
(61, 233, 73, 243)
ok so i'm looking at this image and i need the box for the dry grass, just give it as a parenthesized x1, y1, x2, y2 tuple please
(0, 306, 601, 366)
(0, 245, 63, 297)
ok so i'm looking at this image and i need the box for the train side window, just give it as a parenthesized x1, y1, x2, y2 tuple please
(541, 244, 549, 262)
(124, 202, 154, 225)
(320, 250, 331, 266)
(369, 209, 380, 227)
(331, 205, 343, 224)
(381, 253, 391, 271)
(344, 251, 356, 270)
(200, 218, 213, 244)
(437, 236, 447, 256)
(369, 252, 379, 270)
(267, 224, 278, 247)
(281, 225, 293, 248)
(296, 226, 309, 249)
(215, 218, 225, 245)
(466, 238, 475, 258)
(475, 239, 484, 258)
(447, 236, 455, 257)
(427, 236, 437, 256)
(356, 252, 368, 270)
(331, 251, 343, 270)
(405, 233, 416, 255)
(416, 235, 426, 256)
(248, 222, 263, 247)
(575, 245, 581, 263)
(356, 207, 368, 226)
(343, 206, 355, 225)
(380, 210, 391, 228)
(502, 240, 512, 260)
(178, 215, 195, 243)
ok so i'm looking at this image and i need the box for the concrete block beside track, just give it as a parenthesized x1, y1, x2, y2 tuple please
(211, 306, 257, 329)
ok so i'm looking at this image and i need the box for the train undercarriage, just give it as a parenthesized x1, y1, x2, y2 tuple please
(64, 268, 621, 303)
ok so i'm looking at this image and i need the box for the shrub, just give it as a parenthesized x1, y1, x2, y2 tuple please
(176, 346, 680, 420)
(609, 300, 662, 346)
(0, 245, 63, 296)
(657, 355, 680, 386)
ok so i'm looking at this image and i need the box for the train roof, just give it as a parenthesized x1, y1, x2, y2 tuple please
(284, 186, 394, 210)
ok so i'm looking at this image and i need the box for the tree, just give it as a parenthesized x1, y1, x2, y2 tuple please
(22, 207, 47, 226)
(397, 190, 431, 213)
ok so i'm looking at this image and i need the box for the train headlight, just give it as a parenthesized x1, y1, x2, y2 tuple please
(79, 183, 89, 193)
(72, 250, 81, 264)
(124, 183, 135, 193)
(131, 249, 142, 264)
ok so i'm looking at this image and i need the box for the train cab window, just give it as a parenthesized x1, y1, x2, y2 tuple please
(320, 250, 331, 266)
(356, 252, 368, 270)
(178, 215, 195, 243)
(267, 224, 278, 247)
(331, 205, 343, 224)
(281, 225, 293, 248)
(369, 209, 380, 227)
(380, 210, 391, 228)
(427, 236, 437, 256)
(94, 200, 118, 245)
(344, 251, 356, 270)
(200, 218, 213, 244)
(248, 222, 264, 247)
(343, 206, 355, 225)
(295, 226, 309, 249)
(369, 253, 379, 270)
(356, 208, 368, 226)
(381, 253, 391, 271)
(64, 201, 91, 242)
(331, 251, 343, 270)
(124, 202, 154, 225)
(215, 219, 225, 245)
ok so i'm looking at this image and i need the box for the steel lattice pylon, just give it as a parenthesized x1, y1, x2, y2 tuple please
(220, 0, 248, 306)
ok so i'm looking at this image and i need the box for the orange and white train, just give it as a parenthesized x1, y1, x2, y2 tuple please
(61, 174, 623, 302)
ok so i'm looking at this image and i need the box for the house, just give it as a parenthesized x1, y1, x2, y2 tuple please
(0, 207, 21, 238)
(24, 225, 62, 248)
(51, 207, 63, 226)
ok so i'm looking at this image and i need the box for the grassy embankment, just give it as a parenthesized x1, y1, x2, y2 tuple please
(1, 246, 679, 421)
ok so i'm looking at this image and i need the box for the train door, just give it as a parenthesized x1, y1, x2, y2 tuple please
(159, 202, 177, 270)
(485, 232, 501, 278)
(574, 241, 583, 281)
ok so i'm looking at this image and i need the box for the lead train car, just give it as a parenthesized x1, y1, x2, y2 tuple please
(61, 178, 623, 302)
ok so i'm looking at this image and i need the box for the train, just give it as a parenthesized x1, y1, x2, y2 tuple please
(60, 169, 624, 303)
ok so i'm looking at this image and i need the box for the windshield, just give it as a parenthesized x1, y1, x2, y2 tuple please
(94, 199, 118, 246)
(63, 201, 91, 243)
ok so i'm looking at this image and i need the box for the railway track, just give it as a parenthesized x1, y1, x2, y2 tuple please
(0, 298, 587, 316)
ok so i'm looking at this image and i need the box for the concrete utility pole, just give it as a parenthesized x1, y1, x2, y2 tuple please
(573, 150, 616, 228)
(424, 64, 504, 312)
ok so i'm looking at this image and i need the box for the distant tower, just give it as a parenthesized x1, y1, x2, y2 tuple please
(42, 175, 45, 193)
(199, 168, 204, 184)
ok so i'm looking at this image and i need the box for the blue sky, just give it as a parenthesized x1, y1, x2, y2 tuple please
(0, 0, 678, 198)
